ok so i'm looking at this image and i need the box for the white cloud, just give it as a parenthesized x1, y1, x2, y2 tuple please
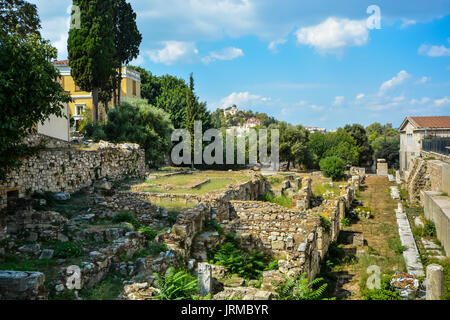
(268, 39, 287, 52)
(356, 93, 365, 100)
(295, 17, 369, 54)
(202, 47, 244, 64)
(417, 76, 430, 84)
(130, 55, 145, 66)
(310, 104, 324, 111)
(147, 41, 199, 65)
(434, 97, 450, 106)
(333, 96, 344, 106)
(418, 44, 450, 57)
(221, 92, 270, 107)
(410, 97, 431, 104)
(400, 19, 416, 29)
(379, 70, 411, 94)
(39, 13, 71, 60)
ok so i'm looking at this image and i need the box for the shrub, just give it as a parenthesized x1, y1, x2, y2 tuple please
(148, 242, 168, 256)
(54, 241, 83, 258)
(138, 226, 158, 241)
(341, 218, 351, 227)
(259, 193, 292, 208)
(276, 273, 328, 300)
(204, 218, 224, 235)
(319, 156, 346, 181)
(361, 276, 401, 300)
(112, 211, 140, 228)
(153, 267, 198, 300)
(388, 238, 407, 255)
(424, 220, 436, 237)
(211, 241, 269, 279)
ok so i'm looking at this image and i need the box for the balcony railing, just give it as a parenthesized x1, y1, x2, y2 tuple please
(422, 137, 450, 156)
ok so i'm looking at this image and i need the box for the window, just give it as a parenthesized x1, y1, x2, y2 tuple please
(132, 80, 137, 96)
(75, 104, 85, 116)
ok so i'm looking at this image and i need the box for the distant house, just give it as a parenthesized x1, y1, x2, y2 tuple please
(306, 126, 327, 133)
(224, 105, 238, 117)
(244, 117, 261, 129)
(52, 60, 141, 131)
(399, 116, 450, 175)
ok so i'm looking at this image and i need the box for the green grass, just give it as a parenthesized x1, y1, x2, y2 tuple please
(259, 193, 292, 208)
(140, 170, 252, 195)
(312, 181, 341, 199)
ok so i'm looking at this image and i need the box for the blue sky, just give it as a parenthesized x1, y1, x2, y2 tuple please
(31, 0, 450, 130)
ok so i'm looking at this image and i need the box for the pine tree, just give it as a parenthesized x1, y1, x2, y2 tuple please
(68, 0, 116, 123)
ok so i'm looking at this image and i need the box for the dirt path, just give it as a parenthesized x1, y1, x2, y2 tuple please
(330, 175, 406, 300)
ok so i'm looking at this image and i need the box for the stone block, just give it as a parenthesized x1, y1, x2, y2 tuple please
(0, 271, 47, 300)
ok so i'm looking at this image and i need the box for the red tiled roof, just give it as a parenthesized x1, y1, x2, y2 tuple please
(52, 60, 69, 65)
(409, 116, 450, 129)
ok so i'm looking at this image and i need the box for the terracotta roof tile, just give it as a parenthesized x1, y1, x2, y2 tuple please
(410, 116, 450, 129)
(52, 60, 69, 65)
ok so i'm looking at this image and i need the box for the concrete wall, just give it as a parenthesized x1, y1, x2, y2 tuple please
(423, 191, 450, 257)
(37, 103, 70, 142)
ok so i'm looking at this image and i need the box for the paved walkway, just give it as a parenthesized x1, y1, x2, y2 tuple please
(395, 203, 425, 277)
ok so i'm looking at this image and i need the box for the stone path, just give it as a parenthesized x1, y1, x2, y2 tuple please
(390, 186, 401, 200)
(395, 204, 425, 277)
(421, 238, 446, 260)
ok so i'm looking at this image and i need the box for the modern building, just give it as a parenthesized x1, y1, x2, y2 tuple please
(52, 60, 141, 131)
(399, 116, 450, 176)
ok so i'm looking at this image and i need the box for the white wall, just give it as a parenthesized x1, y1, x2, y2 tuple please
(37, 103, 70, 142)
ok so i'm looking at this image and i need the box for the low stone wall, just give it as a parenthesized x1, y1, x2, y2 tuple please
(423, 191, 450, 258)
(158, 176, 269, 257)
(0, 137, 146, 210)
(0, 271, 47, 300)
(227, 201, 323, 281)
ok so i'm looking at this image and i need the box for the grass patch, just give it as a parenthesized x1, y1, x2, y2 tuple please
(78, 272, 126, 300)
(259, 193, 292, 208)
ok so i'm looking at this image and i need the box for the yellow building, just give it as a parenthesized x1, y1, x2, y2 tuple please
(52, 60, 141, 131)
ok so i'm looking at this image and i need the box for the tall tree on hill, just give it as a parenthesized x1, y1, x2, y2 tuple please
(68, 0, 116, 123)
(112, 0, 142, 107)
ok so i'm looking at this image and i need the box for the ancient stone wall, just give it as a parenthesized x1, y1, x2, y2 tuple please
(0, 138, 146, 210)
(158, 176, 269, 257)
(0, 271, 47, 300)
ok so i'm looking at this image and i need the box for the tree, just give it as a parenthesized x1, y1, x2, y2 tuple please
(344, 124, 373, 166)
(112, 0, 141, 107)
(319, 156, 346, 181)
(0, 4, 71, 181)
(0, 0, 40, 37)
(278, 123, 311, 170)
(68, 0, 116, 124)
(93, 99, 174, 167)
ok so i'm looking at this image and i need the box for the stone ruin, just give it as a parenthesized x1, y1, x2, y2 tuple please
(0, 165, 364, 300)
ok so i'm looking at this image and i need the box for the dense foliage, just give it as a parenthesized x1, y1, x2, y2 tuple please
(0, 2, 71, 181)
(128, 66, 213, 130)
(276, 273, 328, 300)
(68, 0, 117, 123)
(319, 156, 346, 181)
(84, 99, 174, 167)
(210, 234, 276, 280)
(153, 267, 198, 300)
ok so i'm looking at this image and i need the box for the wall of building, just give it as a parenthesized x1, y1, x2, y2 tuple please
(423, 191, 450, 257)
(37, 103, 70, 142)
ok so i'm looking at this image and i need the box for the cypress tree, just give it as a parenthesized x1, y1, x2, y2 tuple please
(68, 0, 116, 123)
